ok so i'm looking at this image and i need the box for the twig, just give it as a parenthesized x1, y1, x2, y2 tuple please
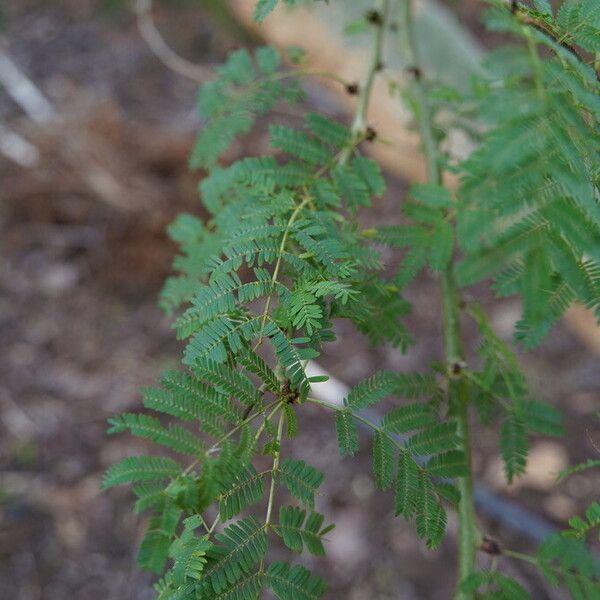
(0, 52, 55, 123)
(134, 0, 212, 83)
(0, 122, 40, 167)
(305, 360, 557, 544)
(340, 0, 390, 164)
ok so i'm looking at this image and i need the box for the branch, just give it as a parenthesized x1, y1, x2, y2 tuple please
(0, 52, 55, 123)
(340, 0, 391, 163)
(305, 361, 557, 544)
(134, 0, 212, 83)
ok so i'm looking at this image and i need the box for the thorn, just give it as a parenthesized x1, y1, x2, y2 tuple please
(450, 360, 467, 376)
(365, 9, 383, 26)
(345, 82, 359, 95)
(242, 402, 255, 420)
(406, 66, 422, 79)
(480, 536, 502, 555)
(375, 60, 385, 72)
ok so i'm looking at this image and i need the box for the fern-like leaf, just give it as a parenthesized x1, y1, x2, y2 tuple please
(203, 516, 268, 594)
(335, 409, 359, 456)
(103, 456, 181, 489)
(274, 506, 332, 556)
(267, 561, 327, 600)
(279, 458, 324, 508)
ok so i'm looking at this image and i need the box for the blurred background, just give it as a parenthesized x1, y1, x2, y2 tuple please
(0, 1, 598, 598)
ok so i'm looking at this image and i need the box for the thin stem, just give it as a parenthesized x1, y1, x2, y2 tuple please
(182, 400, 279, 476)
(265, 410, 285, 528)
(502, 549, 539, 567)
(340, 0, 390, 163)
(254, 196, 311, 350)
(306, 396, 444, 500)
(253, 401, 285, 444)
(442, 272, 479, 600)
(208, 514, 220, 535)
(396, 0, 439, 183)
(396, 1, 479, 596)
(258, 409, 285, 573)
(503, 548, 579, 580)
(526, 33, 545, 101)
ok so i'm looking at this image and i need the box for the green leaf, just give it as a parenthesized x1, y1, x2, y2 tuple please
(270, 124, 330, 165)
(533, 0, 552, 15)
(218, 465, 265, 520)
(461, 571, 531, 599)
(335, 409, 359, 456)
(332, 164, 371, 209)
(345, 371, 399, 411)
(410, 183, 454, 208)
(407, 422, 460, 456)
(275, 506, 331, 556)
(268, 561, 327, 600)
(382, 403, 437, 433)
(204, 516, 268, 593)
(108, 413, 204, 457)
(395, 452, 420, 519)
(352, 156, 386, 197)
(133, 483, 166, 514)
(254, 0, 278, 22)
(169, 516, 212, 585)
(256, 46, 281, 74)
(305, 113, 350, 149)
(138, 530, 173, 575)
(429, 220, 454, 272)
(557, 459, 600, 482)
(195, 362, 262, 408)
(138, 503, 182, 574)
(279, 458, 324, 507)
(501, 412, 528, 483)
(145, 370, 238, 438)
(392, 372, 439, 399)
(103, 456, 181, 489)
(523, 400, 564, 437)
(238, 349, 281, 394)
(415, 473, 447, 549)
(373, 430, 395, 490)
(426, 451, 469, 478)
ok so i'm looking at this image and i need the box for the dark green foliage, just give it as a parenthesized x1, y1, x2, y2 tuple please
(103, 456, 182, 488)
(190, 47, 301, 170)
(332, 369, 464, 549)
(279, 458, 324, 507)
(373, 430, 395, 490)
(335, 409, 359, 456)
(217, 465, 265, 520)
(467, 304, 563, 482)
(500, 412, 528, 483)
(536, 534, 600, 597)
(267, 561, 327, 600)
(558, 459, 600, 481)
(203, 517, 267, 593)
(455, 1, 600, 350)
(104, 2, 600, 597)
(274, 506, 333, 555)
(461, 571, 530, 599)
(254, 0, 294, 23)
(108, 414, 205, 457)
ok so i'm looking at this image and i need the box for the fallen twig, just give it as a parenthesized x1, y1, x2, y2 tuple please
(134, 0, 212, 83)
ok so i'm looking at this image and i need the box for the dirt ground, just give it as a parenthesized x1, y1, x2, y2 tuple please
(0, 1, 599, 599)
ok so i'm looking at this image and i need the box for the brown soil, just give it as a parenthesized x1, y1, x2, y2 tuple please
(0, 2, 598, 599)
